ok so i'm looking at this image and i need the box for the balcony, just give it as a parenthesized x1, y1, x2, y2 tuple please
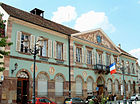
(94, 64, 110, 74)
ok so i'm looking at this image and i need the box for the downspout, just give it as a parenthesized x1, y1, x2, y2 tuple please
(68, 35, 71, 97)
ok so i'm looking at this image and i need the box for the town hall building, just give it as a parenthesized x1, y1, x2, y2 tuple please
(0, 2, 139, 104)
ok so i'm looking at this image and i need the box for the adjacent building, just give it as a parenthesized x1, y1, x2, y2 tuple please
(0, 2, 139, 104)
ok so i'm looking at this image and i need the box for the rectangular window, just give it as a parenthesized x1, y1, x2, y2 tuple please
(106, 54, 110, 66)
(98, 54, 102, 64)
(76, 47, 82, 63)
(40, 40, 48, 57)
(132, 63, 135, 74)
(87, 50, 92, 64)
(20, 33, 30, 53)
(56, 42, 63, 60)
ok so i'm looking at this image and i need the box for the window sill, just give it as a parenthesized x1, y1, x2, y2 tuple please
(86, 64, 93, 67)
(38, 56, 49, 59)
(55, 58, 64, 62)
(75, 62, 82, 65)
(18, 52, 31, 55)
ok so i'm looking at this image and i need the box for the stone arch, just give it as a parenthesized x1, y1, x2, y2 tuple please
(114, 79, 119, 94)
(107, 78, 113, 94)
(54, 73, 66, 82)
(96, 75, 105, 85)
(86, 76, 94, 95)
(75, 75, 84, 96)
(54, 73, 66, 96)
(37, 71, 50, 80)
(16, 69, 31, 79)
(37, 71, 50, 97)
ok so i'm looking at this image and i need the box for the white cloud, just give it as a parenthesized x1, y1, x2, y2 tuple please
(74, 11, 115, 32)
(129, 48, 140, 63)
(51, 6, 77, 23)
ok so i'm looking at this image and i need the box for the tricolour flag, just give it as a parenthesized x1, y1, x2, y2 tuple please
(109, 62, 116, 75)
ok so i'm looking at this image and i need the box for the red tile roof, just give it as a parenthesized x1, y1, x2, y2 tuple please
(1, 3, 79, 35)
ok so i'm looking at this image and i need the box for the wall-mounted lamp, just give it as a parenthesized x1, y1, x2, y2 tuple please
(11, 63, 18, 74)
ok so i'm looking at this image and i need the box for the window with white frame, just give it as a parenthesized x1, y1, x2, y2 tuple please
(38, 74, 48, 96)
(76, 47, 82, 63)
(107, 79, 112, 94)
(87, 78, 93, 93)
(87, 50, 92, 64)
(40, 40, 48, 57)
(98, 54, 102, 64)
(56, 42, 63, 60)
(16, 32, 31, 53)
(115, 80, 119, 94)
(132, 63, 135, 74)
(55, 75, 64, 96)
(76, 77, 83, 96)
(106, 54, 111, 66)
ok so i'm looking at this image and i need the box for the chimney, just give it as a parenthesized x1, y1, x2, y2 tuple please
(118, 44, 121, 48)
(30, 8, 44, 18)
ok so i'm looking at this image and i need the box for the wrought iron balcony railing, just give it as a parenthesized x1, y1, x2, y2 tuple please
(94, 64, 110, 74)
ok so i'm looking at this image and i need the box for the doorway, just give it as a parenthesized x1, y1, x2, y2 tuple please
(17, 72, 29, 104)
(96, 76, 105, 96)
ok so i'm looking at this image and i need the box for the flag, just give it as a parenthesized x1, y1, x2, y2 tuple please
(109, 62, 116, 75)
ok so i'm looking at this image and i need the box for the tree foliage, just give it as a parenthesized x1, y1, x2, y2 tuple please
(0, 13, 12, 71)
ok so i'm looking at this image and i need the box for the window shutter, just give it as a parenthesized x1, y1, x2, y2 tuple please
(94, 50, 96, 65)
(16, 31, 22, 52)
(30, 35, 35, 50)
(102, 53, 106, 65)
(37, 37, 41, 55)
(97, 52, 99, 64)
(74, 45, 76, 62)
(82, 47, 85, 63)
(48, 40, 52, 58)
(111, 55, 114, 64)
(85, 49, 87, 64)
(53, 41, 56, 58)
(63, 44, 67, 60)
(92, 50, 94, 65)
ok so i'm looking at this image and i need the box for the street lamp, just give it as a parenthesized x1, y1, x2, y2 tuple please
(24, 37, 43, 104)
(117, 55, 129, 104)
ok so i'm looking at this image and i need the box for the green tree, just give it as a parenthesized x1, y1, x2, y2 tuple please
(0, 13, 12, 71)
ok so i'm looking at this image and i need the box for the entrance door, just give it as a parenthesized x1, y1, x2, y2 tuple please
(17, 78, 29, 104)
(98, 86, 103, 95)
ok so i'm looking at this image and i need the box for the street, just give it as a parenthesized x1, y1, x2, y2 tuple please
(107, 100, 140, 104)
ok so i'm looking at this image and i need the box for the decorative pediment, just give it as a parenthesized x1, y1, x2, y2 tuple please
(75, 29, 117, 51)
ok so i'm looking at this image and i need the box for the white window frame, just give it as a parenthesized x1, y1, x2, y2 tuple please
(40, 40, 48, 57)
(56, 42, 63, 60)
(76, 47, 82, 63)
(87, 50, 92, 65)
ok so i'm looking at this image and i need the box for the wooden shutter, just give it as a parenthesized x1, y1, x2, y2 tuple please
(53, 41, 56, 58)
(16, 31, 22, 52)
(30, 35, 35, 50)
(82, 47, 85, 63)
(92, 50, 94, 65)
(97, 52, 99, 64)
(111, 55, 114, 64)
(37, 37, 41, 55)
(74, 45, 76, 62)
(94, 50, 96, 65)
(63, 43, 67, 60)
(48, 40, 52, 58)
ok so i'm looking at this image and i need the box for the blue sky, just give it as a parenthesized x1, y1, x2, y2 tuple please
(1, 0, 140, 62)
